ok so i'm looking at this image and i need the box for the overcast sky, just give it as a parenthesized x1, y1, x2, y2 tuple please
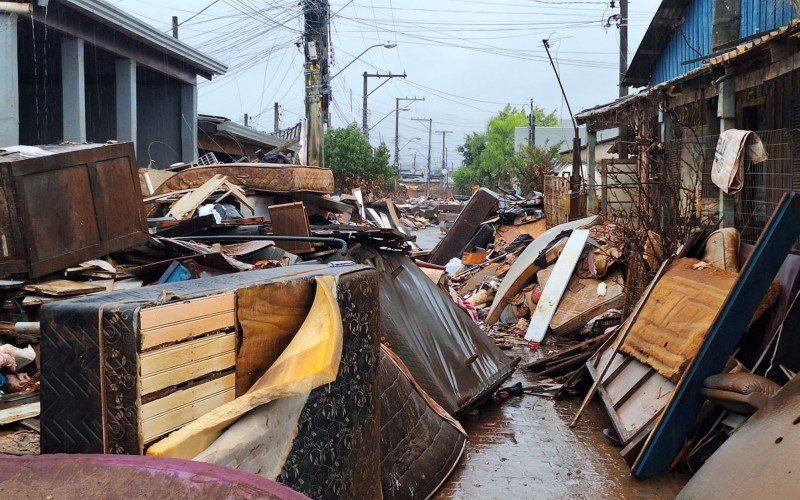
(110, 0, 660, 168)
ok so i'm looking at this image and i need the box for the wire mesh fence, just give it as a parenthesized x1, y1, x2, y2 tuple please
(735, 129, 795, 244)
(662, 128, 796, 245)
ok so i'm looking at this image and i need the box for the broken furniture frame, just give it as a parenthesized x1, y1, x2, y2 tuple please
(634, 192, 800, 477)
(0, 143, 147, 277)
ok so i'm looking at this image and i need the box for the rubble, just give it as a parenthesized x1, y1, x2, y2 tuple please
(2, 135, 800, 497)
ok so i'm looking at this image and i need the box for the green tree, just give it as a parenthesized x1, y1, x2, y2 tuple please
(324, 124, 396, 193)
(452, 104, 560, 193)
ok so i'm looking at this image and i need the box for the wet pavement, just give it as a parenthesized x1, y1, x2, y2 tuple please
(410, 226, 688, 499)
(435, 363, 687, 499)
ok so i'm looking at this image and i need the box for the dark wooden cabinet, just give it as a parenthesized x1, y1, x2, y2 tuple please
(0, 142, 147, 277)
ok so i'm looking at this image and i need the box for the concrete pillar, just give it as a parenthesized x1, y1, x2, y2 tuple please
(180, 78, 197, 163)
(61, 36, 86, 143)
(587, 128, 597, 212)
(718, 74, 736, 227)
(0, 13, 20, 147)
(115, 58, 137, 146)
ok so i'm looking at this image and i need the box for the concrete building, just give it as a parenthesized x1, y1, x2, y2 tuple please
(0, 0, 227, 167)
(514, 120, 618, 154)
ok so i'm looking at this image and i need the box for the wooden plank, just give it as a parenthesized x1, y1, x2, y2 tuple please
(611, 366, 656, 410)
(141, 315, 236, 351)
(486, 216, 598, 325)
(525, 230, 589, 342)
(141, 374, 235, 443)
(166, 174, 227, 220)
(0, 402, 40, 425)
(140, 292, 234, 330)
(634, 193, 800, 477)
(140, 332, 237, 396)
(23, 279, 106, 297)
(615, 371, 673, 438)
(268, 202, 313, 253)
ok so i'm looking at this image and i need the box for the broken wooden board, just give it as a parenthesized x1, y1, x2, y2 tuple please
(167, 174, 228, 220)
(525, 230, 589, 343)
(23, 279, 106, 297)
(486, 216, 598, 326)
(141, 373, 235, 444)
(587, 348, 674, 446)
(268, 202, 314, 254)
(140, 332, 237, 396)
(537, 267, 625, 336)
(139, 292, 236, 350)
(421, 267, 445, 284)
(0, 402, 40, 425)
(620, 258, 737, 383)
(234, 280, 315, 396)
(459, 263, 501, 295)
(0, 393, 42, 426)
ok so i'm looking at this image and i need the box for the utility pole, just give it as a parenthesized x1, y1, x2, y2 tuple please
(619, 0, 629, 98)
(436, 130, 452, 173)
(274, 102, 280, 133)
(363, 71, 406, 139)
(395, 97, 424, 174)
(303, 0, 330, 166)
(529, 98, 536, 147)
(413, 118, 433, 197)
(618, 0, 629, 159)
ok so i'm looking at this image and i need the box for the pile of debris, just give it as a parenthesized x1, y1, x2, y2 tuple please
(419, 179, 800, 490)
(0, 141, 512, 499)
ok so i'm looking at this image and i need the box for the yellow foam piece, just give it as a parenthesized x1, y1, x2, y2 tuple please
(147, 275, 343, 459)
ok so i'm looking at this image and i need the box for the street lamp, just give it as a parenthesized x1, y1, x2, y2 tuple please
(330, 43, 397, 80)
(399, 137, 421, 153)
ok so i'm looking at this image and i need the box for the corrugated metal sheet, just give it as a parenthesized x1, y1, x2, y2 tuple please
(740, 0, 797, 38)
(652, 0, 713, 84)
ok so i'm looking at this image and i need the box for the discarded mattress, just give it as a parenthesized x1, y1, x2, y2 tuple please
(379, 345, 467, 500)
(154, 163, 335, 195)
(486, 216, 598, 325)
(0, 455, 306, 499)
(678, 374, 800, 499)
(621, 258, 737, 383)
(426, 188, 500, 265)
(375, 252, 514, 416)
(537, 267, 625, 336)
(40, 264, 381, 499)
